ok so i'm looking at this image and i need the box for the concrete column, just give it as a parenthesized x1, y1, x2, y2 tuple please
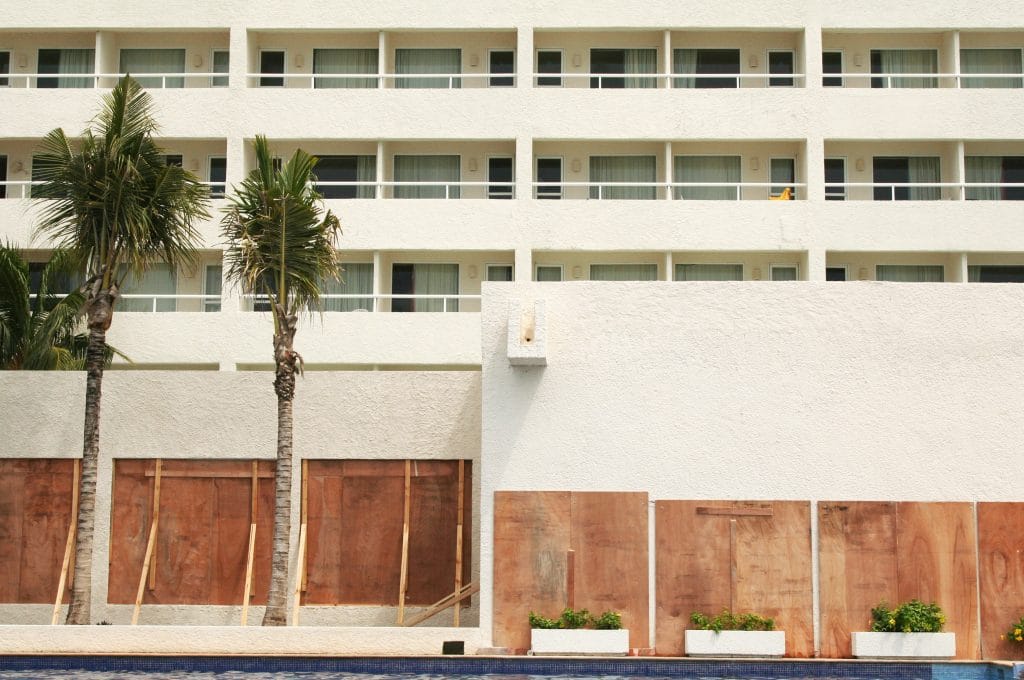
(662, 30, 672, 88)
(805, 135, 826, 202)
(225, 135, 247, 192)
(805, 248, 827, 281)
(516, 26, 534, 89)
(945, 30, 961, 88)
(378, 31, 389, 89)
(663, 251, 673, 281)
(955, 252, 969, 283)
(95, 31, 118, 88)
(664, 141, 673, 200)
(803, 25, 823, 89)
(372, 250, 383, 311)
(516, 136, 533, 201)
(514, 247, 532, 282)
(376, 141, 385, 199)
(229, 25, 247, 89)
(955, 140, 966, 201)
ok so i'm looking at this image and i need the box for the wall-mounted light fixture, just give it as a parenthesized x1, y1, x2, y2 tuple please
(859, 267, 869, 280)
(853, 53, 863, 67)
(571, 265, 582, 279)
(752, 267, 762, 280)
(469, 53, 479, 67)
(571, 158, 581, 173)
(12, 160, 24, 173)
(192, 53, 204, 68)
(748, 54, 759, 68)
(855, 158, 866, 172)
(572, 53, 582, 67)
(750, 156, 760, 171)
(17, 53, 28, 68)
(190, 158, 200, 171)
(467, 265, 478, 279)
(468, 158, 478, 172)
(295, 53, 305, 68)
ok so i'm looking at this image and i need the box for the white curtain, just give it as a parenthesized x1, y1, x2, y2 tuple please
(589, 264, 658, 281)
(395, 48, 461, 89)
(770, 158, 796, 198)
(394, 155, 460, 199)
(204, 265, 222, 312)
(412, 263, 459, 312)
(908, 156, 940, 200)
(876, 49, 937, 88)
(965, 156, 1003, 200)
(212, 50, 229, 87)
(876, 265, 944, 282)
(313, 48, 379, 88)
(535, 266, 562, 282)
(322, 262, 373, 311)
(771, 266, 798, 281)
(119, 49, 185, 88)
(674, 156, 741, 200)
(120, 264, 176, 312)
(357, 155, 376, 198)
(589, 156, 656, 200)
(961, 49, 1023, 88)
(675, 264, 743, 281)
(57, 49, 95, 88)
(624, 48, 657, 88)
(672, 48, 697, 88)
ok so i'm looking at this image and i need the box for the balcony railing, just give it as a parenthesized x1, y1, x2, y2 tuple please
(826, 182, 1024, 200)
(313, 181, 514, 199)
(1, 181, 225, 200)
(828, 72, 1024, 88)
(244, 293, 480, 313)
(245, 72, 513, 88)
(29, 293, 221, 312)
(532, 181, 807, 200)
(3, 72, 224, 88)
(532, 72, 806, 88)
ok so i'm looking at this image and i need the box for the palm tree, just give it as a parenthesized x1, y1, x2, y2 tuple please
(221, 135, 341, 625)
(32, 76, 210, 624)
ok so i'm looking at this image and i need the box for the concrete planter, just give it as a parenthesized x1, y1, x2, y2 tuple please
(851, 631, 956, 658)
(530, 628, 629, 655)
(684, 629, 786, 657)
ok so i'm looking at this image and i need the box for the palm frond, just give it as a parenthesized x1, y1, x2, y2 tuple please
(0, 243, 31, 367)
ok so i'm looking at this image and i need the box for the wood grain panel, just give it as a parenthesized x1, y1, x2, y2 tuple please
(896, 502, 979, 659)
(108, 460, 273, 605)
(976, 503, 1024, 660)
(407, 461, 472, 605)
(655, 500, 812, 657)
(0, 460, 75, 603)
(818, 502, 898, 658)
(570, 492, 650, 649)
(492, 491, 571, 651)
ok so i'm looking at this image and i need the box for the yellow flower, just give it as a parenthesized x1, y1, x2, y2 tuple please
(889, 618, 896, 626)
(1001, 634, 1006, 640)
(1015, 628, 1022, 635)
(1016, 635, 1023, 642)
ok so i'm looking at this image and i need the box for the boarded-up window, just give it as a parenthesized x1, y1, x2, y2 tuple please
(303, 459, 472, 606)
(0, 459, 76, 604)
(108, 459, 274, 605)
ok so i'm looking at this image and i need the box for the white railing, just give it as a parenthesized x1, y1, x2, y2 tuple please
(531, 181, 808, 200)
(532, 72, 806, 87)
(828, 72, 1024, 88)
(1, 181, 226, 199)
(826, 182, 1024, 200)
(312, 180, 514, 199)
(246, 72, 513, 88)
(245, 293, 480, 313)
(3, 72, 224, 88)
(28, 293, 221, 312)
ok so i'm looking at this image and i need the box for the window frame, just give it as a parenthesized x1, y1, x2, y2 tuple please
(825, 265, 849, 282)
(390, 262, 461, 312)
(869, 47, 939, 88)
(0, 154, 7, 200)
(0, 49, 10, 87)
(486, 155, 514, 200)
(825, 157, 847, 201)
(207, 156, 227, 199)
(259, 49, 286, 87)
(535, 264, 563, 282)
(536, 48, 563, 87)
(768, 156, 797, 199)
(588, 262, 659, 281)
(674, 262, 745, 281)
(822, 49, 844, 87)
(767, 49, 795, 87)
(488, 48, 515, 87)
(211, 48, 229, 87)
(535, 156, 563, 199)
(769, 263, 800, 281)
(202, 263, 223, 313)
(485, 263, 515, 282)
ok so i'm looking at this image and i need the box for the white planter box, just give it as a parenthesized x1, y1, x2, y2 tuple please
(530, 628, 629, 656)
(684, 629, 786, 657)
(851, 632, 956, 658)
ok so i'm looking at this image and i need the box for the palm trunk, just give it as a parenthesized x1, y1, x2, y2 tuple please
(66, 290, 115, 625)
(262, 310, 298, 625)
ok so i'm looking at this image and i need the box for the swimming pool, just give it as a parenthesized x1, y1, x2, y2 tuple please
(0, 657, 1018, 680)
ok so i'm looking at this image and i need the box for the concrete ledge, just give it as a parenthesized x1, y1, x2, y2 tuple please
(851, 631, 956, 658)
(684, 630, 786, 657)
(530, 629, 629, 655)
(0, 625, 482, 656)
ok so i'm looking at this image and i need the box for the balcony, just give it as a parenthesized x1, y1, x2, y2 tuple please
(533, 250, 806, 281)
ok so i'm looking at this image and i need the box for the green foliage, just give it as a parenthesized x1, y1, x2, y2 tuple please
(528, 607, 623, 630)
(1003, 615, 1024, 644)
(870, 600, 946, 633)
(690, 609, 775, 632)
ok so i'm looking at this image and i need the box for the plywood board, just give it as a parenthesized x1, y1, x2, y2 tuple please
(0, 459, 75, 604)
(492, 491, 571, 651)
(655, 500, 812, 657)
(818, 502, 898, 658)
(108, 459, 274, 605)
(895, 502, 979, 660)
(976, 503, 1024, 660)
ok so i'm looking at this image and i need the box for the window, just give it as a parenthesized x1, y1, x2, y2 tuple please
(159, 154, 183, 167)
(486, 264, 514, 281)
(208, 157, 226, 199)
(960, 48, 1023, 88)
(489, 50, 514, 87)
(37, 48, 95, 88)
(770, 264, 798, 281)
(590, 264, 657, 281)
(0, 51, 10, 87)
(203, 264, 222, 312)
(394, 155, 459, 199)
(391, 263, 459, 312)
(825, 158, 846, 201)
(968, 265, 1024, 282)
(0, 155, 6, 199)
(876, 265, 944, 282)
(535, 265, 563, 281)
(313, 49, 379, 88)
(120, 264, 177, 312)
(589, 48, 657, 88)
(873, 157, 940, 201)
(674, 156, 741, 200)
(590, 156, 656, 200)
(323, 262, 374, 311)
(259, 50, 285, 87)
(395, 48, 461, 89)
(965, 156, 1024, 200)
(826, 266, 848, 281)
(870, 49, 938, 88)
(675, 264, 743, 281)
(313, 155, 376, 199)
(822, 51, 843, 87)
(27, 260, 76, 304)
(119, 48, 185, 88)
(211, 49, 229, 87)
(768, 50, 794, 87)
(488, 157, 513, 199)
(770, 158, 796, 199)
(536, 50, 562, 87)
(535, 157, 562, 199)
(673, 48, 740, 88)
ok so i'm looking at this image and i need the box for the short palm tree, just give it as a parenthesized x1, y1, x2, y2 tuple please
(221, 135, 341, 625)
(33, 76, 210, 624)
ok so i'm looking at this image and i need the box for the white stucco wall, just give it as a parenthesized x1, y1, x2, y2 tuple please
(479, 281, 1024, 648)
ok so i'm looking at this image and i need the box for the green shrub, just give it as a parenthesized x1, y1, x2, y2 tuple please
(690, 609, 775, 632)
(528, 611, 560, 629)
(870, 600, 946, 633)
(1002, 615, 1024, 644)
(593, 610, 623, 630)
(528, 607, 623, 630)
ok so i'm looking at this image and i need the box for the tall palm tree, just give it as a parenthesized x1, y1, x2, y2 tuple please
(33, 76, 210, 624)
(221, 135, 341, 625)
